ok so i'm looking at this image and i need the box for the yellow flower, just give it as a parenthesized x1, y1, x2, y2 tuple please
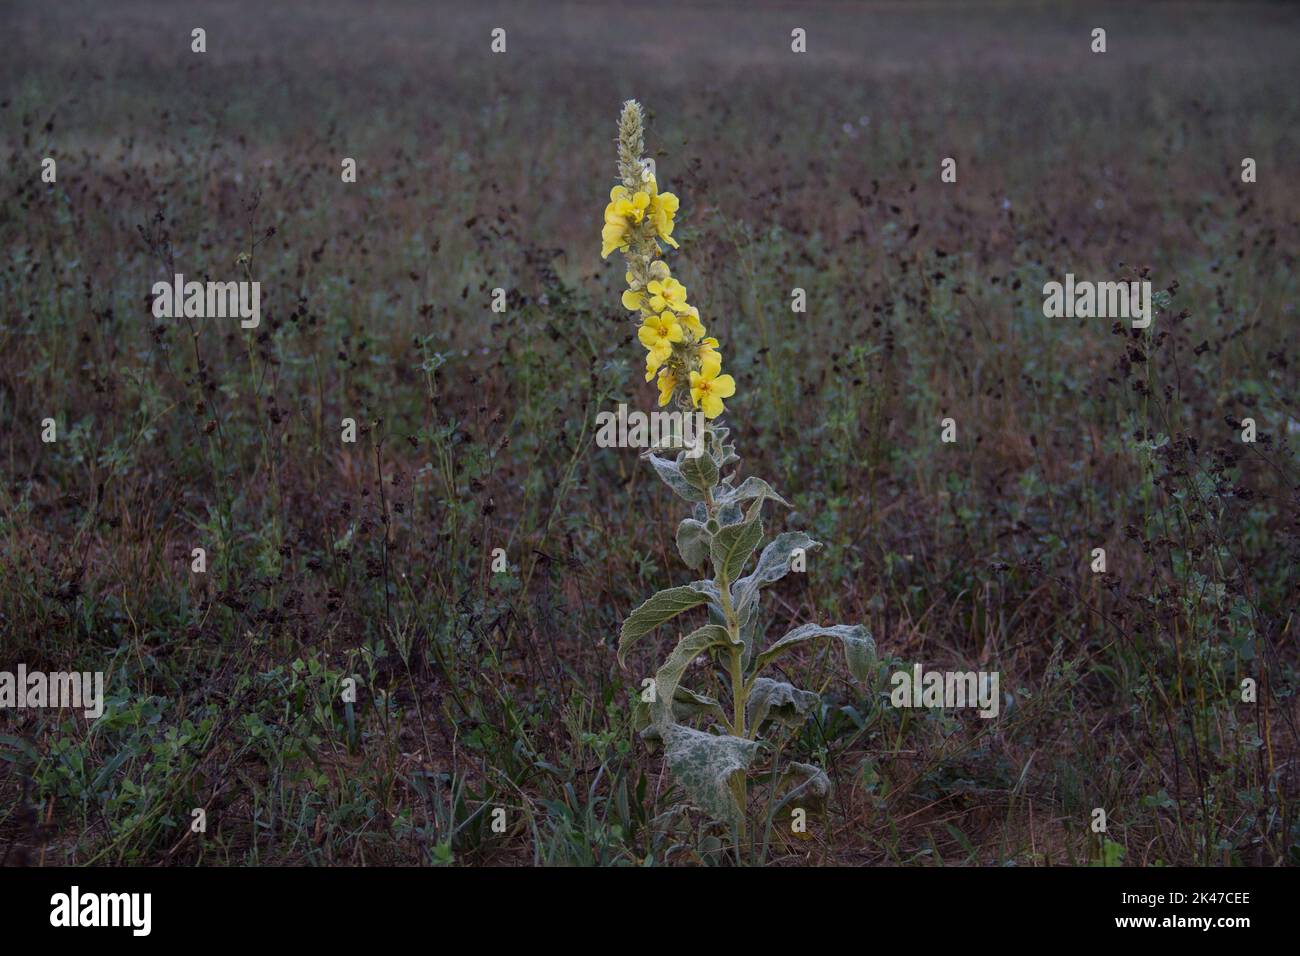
(622, 288, 645, 311)
(638, 312, 683, 365)
(689, 364, 735, 419)
(608, 185, 650, 222)
(697, 336, 721, 375)
(656, 369, 678, 407)
(645, 177, 680, 249)
(647, 277, 688, 313)
(680, 305, 706, 339)
(602, 186, 651, 258)
(602, 223, 630, 259)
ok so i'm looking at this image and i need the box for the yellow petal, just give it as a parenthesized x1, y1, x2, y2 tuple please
(712, 374, 736, 398)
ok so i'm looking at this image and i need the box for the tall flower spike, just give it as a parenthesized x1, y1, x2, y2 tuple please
(603, 100, 726, 417)
(606, 102, 873, 853)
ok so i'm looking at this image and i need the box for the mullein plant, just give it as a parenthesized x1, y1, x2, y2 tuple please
(603, 100, 875, 855)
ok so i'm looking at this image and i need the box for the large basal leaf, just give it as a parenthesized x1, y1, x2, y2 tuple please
(663, 723, 758, 827)
(645, 453, 708, 503)
(709, 516, 763, 584)
(617, 582, 713, 667)
(675, 518, 711, 570)
(679, 449, 719, 493)
(652, 624, 736, 726)
(747, 677, 820, 731)
(733, 531, 821, 613)
(752, 623, 875, 684)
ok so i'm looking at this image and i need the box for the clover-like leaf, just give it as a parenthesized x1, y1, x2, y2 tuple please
(747, 677, 820, 731)
(663, 723, 758, 827)
(752, 623, 875, 683)
(617, 582, 713, 667)
(675, 518, 711, 570)
(652, 624, 737, 726)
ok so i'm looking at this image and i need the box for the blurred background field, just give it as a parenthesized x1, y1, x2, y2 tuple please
(1, 0, 1298, 865)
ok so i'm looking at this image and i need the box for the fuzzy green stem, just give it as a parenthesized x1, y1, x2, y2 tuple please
(711, 505, 748, 854)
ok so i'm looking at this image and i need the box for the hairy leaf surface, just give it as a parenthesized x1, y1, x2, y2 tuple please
(652, 624, 736, 726)
(617, 582, 712, 666)
(776, 761, 832, 811)
(675, 518, 711, 570)
(663, 724, 758, 826)
(646, 453, 708, 503)
(710, 517, 763, 584)
(721, 476, 791, 512)
(679, 450, 720, 493)
(747, 677, 820, 731)
(733, 531, 821, 613)
(753, 623, 875, 683)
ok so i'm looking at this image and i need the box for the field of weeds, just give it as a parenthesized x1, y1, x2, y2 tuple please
(1, 0, 1298, 866)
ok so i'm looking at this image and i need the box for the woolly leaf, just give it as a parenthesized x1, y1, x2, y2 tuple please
(633, 684, 727, 736)
(617, 582, 712, 667)
(747, 677, 820, 731)
(679, 449, 720, 492)
(776, 761, 832, 811)
(720, 476, 791, 512)
(710, 517, 763, 584)
(646, 453, 707, 503)
(652, 624, 736, 726)
(663, 724, 758, 827)
(737, 597, 764, 671)
(716, 500, 744, 526)
(675, 518, 711, 570)
(733, 532, 822, 613)
(753, 623, 875, 683)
